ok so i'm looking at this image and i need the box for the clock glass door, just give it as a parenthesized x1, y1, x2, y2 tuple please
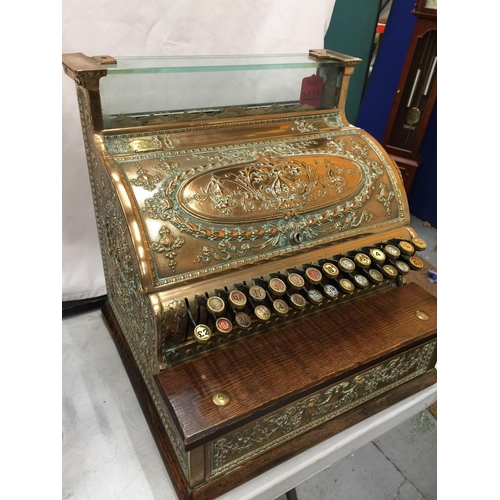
(386, 29, 437, 154)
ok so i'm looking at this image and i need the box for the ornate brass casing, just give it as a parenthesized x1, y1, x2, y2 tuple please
(63, 50, 435, 500)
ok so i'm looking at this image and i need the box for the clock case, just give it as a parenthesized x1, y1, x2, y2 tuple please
(381, 0, 437, 193)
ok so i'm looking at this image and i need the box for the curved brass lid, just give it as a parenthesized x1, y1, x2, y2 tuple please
(100, 117, 410, 292)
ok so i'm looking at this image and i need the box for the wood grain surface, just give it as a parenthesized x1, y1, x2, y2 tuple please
(155, 282, 437, 449)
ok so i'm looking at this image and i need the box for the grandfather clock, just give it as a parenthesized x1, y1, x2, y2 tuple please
(382, 0, 437, 193)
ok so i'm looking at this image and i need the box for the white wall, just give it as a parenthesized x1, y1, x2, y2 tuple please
(62, 0, 336, 300)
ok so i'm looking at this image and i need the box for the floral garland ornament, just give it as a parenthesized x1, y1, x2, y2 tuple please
(151, 226, 185, 273)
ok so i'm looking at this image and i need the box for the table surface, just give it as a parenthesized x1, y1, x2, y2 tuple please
(62, 308, 436, 500)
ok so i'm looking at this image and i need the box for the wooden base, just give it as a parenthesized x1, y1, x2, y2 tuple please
(102, 281, 437, 500)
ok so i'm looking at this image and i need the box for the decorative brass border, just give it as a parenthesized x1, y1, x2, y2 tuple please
(107, 126, 406, 288)
(103, 112, 347, 155)
(208, 340, 436, 477)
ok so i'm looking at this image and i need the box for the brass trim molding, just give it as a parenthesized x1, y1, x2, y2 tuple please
(208, 340, 436, 477)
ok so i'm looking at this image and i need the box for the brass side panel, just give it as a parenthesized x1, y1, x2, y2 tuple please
(208, 340, 436, 478)
(101, 112, 408, 291)
(76, 86, 189, 477)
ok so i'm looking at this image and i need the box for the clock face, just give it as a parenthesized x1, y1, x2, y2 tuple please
(425, 0, 437, 9)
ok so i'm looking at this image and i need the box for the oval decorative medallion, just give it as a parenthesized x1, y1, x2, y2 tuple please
(179, 154, 363, 223)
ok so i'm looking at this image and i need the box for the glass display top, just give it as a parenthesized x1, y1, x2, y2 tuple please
(103, 53, 340, 75)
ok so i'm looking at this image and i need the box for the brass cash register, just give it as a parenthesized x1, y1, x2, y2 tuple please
(62, 50, 437, 500)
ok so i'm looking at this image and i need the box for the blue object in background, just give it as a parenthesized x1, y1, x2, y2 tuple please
(355, 0, 437, 228)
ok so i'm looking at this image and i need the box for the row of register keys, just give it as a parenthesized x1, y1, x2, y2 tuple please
(187, 237, 428, 344)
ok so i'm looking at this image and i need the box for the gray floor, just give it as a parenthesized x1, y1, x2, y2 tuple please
(276, 215, 437, 500)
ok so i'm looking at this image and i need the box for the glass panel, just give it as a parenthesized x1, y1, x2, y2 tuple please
(99, 54, 343, 129)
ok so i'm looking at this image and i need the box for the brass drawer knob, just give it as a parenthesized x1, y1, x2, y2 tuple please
(212, 391, 231, 406)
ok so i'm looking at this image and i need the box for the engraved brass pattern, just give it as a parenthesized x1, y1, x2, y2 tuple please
(130, 161, 163, 191)
(143, 135, 380, 270)
(293, 114, 344, 132)
(162, 298, 188, 349)
(76, 88, 189, 476)
(184, 154, 360, 218)
(104, 113, 342, 154)
(151, 226, 185, 274)
(376, 182, 396, 217)
(209, 340, 436, 477)
(101, 114, 407, 288)
(106, 134, 175, 154)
